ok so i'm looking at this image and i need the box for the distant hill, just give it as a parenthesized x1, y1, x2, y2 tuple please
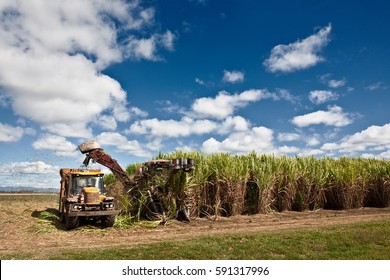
(0, 186, 58, 193)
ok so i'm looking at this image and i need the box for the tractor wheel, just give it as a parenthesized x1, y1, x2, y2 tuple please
(60, 204, 65, 223)
(101, 215, 116, 227)
(65, 215, 79, 230)
(60, 212, 65, 223)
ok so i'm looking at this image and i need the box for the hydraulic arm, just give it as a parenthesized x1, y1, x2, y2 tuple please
(81, 147, 134, 190)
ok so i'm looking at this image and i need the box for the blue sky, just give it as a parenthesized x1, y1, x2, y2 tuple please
(0, 0, 389, 189)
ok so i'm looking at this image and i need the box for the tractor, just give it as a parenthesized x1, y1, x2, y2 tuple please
(59, 168, 120, 230)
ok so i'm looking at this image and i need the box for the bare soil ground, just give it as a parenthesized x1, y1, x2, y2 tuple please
(1, 193, 389, 259)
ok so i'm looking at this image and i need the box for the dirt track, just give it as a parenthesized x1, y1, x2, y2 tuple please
(0, 194, 389, 259)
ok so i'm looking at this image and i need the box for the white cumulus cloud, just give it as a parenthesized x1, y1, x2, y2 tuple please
(328, 79, 347, 88)
(0, 122, 24, 142)
(125, 31, 176, 61)
(95, 132, 151, 158)
(0, 161, 59, 175)
(222, 70, 244, 83)
(191, 89, 269, 120)
(33, 134, 78, 157)
(0, 0, 174, 138)
(195, 78, 206, 85)
(321, 123, 390, 156)
(95, 115, 118, 131)
(278, 145, 299, 154)
(202, 126, 274, 154)
(127, 115, 253, 140)
(219, 116, 251, 135)
(291, 105, 353, 128)
(264, 24, 332, 73)
(277, 132, 301, 142)
(319, 74, 347, 88)
(0, 160, 59, 189)
(309, 90, 339, 104)
(297, 149, 325, 157)
(127, 117, 218, 138)
(0, 161, 58, 175)
(366, 82, 387, 91)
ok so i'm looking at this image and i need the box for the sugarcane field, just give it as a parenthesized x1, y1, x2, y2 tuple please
(1, 151, 389, 260)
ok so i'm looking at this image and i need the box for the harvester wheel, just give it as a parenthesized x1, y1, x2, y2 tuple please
(176, 208, 191, 222)
(101, 215, 116, 227)
(65, 215, 79, 230)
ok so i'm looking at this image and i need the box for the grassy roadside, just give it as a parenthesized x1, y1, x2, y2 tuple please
(8, 221, 384, 260)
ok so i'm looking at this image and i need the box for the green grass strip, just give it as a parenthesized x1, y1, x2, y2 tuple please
(51, 221, 389, 260)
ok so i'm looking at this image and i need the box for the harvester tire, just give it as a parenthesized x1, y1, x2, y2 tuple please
(101, 215, 116, 227)
(176, 208, 191, 222)
(65, 215, 79, 230)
